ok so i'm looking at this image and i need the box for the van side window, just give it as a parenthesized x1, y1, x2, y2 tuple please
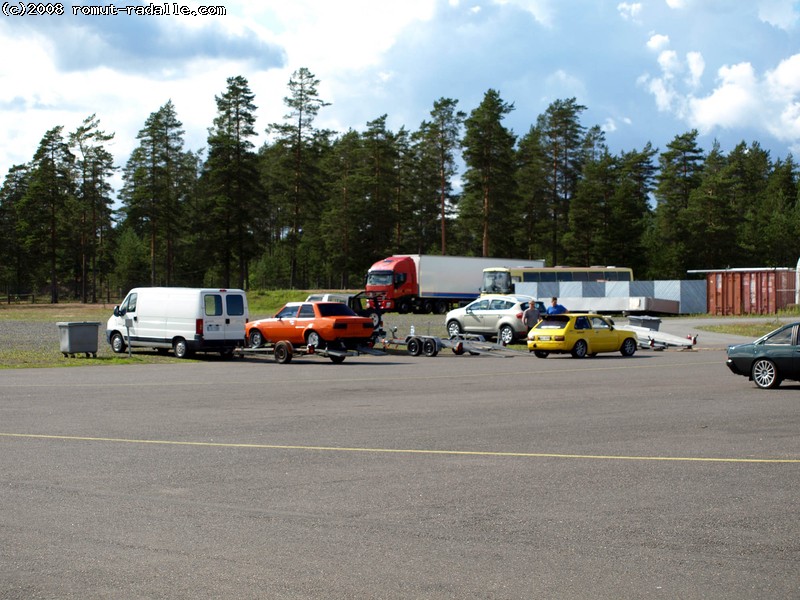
(126, 293, 138, 313)
(226, 295, 244, 316)
(204, 295, 222, 316)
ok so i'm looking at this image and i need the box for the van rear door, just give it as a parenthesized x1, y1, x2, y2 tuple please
(223, 292, 247, 341)
(201, 293, 227, 341)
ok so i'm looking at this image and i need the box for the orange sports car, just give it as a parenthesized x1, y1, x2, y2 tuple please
(246, 301, 376, 350)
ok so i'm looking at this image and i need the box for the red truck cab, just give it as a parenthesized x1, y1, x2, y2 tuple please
(365, 256, 417, 313)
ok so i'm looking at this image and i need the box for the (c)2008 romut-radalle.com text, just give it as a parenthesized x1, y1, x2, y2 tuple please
(1, 2, 226, 16)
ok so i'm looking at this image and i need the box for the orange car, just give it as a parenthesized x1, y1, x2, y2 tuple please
(246, 301, 375, 350)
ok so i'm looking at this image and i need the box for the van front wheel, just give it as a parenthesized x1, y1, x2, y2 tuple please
(173, 338, 191, 359)
(110, 332, 126, 353)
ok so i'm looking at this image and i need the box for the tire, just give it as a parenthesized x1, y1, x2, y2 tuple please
(110, 332, 126, 354)
(249, 329, 263, 348)
(220, 348, 235, 360)
(407, 337, 423, 356)
(533, 350, 549, 358)
(498, 325, 515, 346)
(306, 330, 323, 349)
(274, 341, 293, 364)
(423, 338, 438, 357)
(421, 300, 434, 314)
(752, 359, 780, 389)
(451, 341, 465, 356)
(434, 301, 448, 315)
(447, 320, 463, 337)
(398, 300, 411, 314)
(368, 312, 381, 328)
(620, 337, 637, 357)
(329, 355, 346, 364)
(173, 338, 190, 359)
(571, 339, 588, 359)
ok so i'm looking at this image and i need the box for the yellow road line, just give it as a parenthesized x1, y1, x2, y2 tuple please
(1, 432, 797, 464)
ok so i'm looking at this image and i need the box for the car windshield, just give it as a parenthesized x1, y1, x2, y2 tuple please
(317, 303, 358, 317)
(536, 315, 570, 329)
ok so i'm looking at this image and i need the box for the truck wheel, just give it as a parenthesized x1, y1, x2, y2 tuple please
(398, 300, 412, 314)
(110, 332, 126, 354)
(434, 300, 448, 314)
(173, 338, 191, 359)
(421, 300, 434, 314)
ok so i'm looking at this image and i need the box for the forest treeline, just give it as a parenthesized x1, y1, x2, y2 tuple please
(1, 68, 799, 303)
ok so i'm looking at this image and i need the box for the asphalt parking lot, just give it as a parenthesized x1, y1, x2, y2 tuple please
(1, 342, 798, 599)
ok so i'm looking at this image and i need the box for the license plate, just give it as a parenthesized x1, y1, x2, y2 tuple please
(538, 335, 551, 341)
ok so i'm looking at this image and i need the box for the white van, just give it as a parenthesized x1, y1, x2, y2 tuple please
(106, 287, 248, 358)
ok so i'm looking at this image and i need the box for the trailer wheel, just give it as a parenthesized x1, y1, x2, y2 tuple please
(274, 341, 293, 364)
(329, 355, 346, 364)
(452, 341, 465, 355)
(407, 337, 423, 356)
(423, 338, 438, 357)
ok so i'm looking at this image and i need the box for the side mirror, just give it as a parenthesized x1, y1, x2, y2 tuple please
(113, 306, 120, 317)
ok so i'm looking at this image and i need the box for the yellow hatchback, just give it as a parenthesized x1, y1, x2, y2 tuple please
(527, 313, 638, 358)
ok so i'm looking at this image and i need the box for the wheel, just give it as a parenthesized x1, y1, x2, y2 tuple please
(398, 300, 411, 314)
(620, 337, 637, 357)
(498, 325, 515, 346)
(451, 341, 465, 355)
(434, 301, 448, 314)
(752, 359, 780, 389)
(368, 311, 381, 328)
(220, 348, 235, 360)
(447, 320, 463, 337)
(533, 350, 549, 359)
(329, 355, 346, 364)
(571, 339, 588, 358)
(421, 300, 434, 314)
(110, 332, 126, 353)
(274, 341, 293, 364)
(306, 330, 324, 349)
(173, 338, 190, 359)
(249, 329, 264, 348)
(406, 337, 423, 356)
(423, 338, 438, 357)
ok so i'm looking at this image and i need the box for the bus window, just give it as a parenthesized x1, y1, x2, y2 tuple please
(522, 272, 540, 283)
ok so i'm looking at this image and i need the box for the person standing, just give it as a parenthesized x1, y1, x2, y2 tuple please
(547, 297, 567, 314)
(522, 303, 540, 330)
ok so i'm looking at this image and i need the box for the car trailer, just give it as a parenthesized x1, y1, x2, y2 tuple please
(381, 327, 527, 358)
(236, 340, 386, 364)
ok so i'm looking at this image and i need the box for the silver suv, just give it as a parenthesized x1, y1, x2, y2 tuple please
(445, 295, 544, 344)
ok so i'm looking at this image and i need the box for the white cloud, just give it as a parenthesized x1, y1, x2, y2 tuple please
(493, 0, 554, 26)
(686, 51, 705, 87)
(657, 50, 681, 78)
(647, 33, 670, 51)
(617, 2, 642, 22)
(758, 0, 799, 30)
(688, 63, 760, 131)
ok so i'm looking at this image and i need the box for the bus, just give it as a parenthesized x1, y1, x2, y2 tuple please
(481, 266, 634, 295)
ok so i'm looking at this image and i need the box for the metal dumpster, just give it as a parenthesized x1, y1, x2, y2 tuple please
(57, 321, 101, 357)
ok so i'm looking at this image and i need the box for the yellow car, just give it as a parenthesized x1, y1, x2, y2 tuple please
(527, 313, 638, 358)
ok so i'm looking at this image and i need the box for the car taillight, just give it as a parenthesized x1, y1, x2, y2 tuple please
(196, 319, 203, 336)
(555, 335, 565, 341)
(515, 312, 523, 319)
(333, 323, 347, 329)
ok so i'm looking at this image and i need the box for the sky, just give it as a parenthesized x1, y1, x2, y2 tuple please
(1, 0, 799, 194)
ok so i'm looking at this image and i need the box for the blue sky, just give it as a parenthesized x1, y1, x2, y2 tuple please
(1, 0, 799, 189)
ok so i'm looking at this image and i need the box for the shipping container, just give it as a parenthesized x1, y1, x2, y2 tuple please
(702, 269, 796, 315)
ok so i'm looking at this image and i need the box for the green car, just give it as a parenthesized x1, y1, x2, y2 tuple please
(726, 322, 800, 389)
